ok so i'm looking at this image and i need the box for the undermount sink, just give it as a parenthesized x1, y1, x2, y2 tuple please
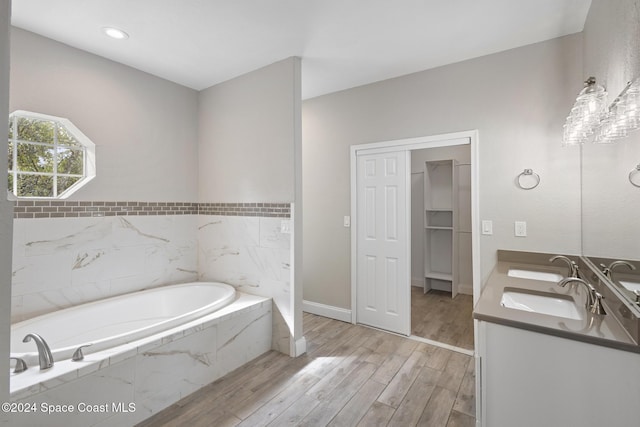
(500, 289, 583, 320)
(507, 268, 563, 282)
(619, 280, 640, 293)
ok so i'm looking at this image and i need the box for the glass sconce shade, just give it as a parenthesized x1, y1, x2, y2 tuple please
(594, 77, 640, 144)
(562, 77, 608, 145)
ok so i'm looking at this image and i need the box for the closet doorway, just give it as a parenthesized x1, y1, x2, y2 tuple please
(350, 130, 480, 353)
(410, 146, 474, 351)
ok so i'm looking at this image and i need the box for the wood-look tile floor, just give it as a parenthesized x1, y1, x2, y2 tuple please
(411, 287, 474, 351)
(137, 313, 476, 427)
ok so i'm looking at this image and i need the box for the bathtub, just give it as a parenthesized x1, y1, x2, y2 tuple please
(8, 285, 272, 427)
(11, 282, 236, 365)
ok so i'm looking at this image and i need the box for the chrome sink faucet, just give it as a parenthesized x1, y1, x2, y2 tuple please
(599, 260, 636, 279)
(550, 255, 579, 278)
(22, 333, 54, 370)
(558, 277, 606, 315)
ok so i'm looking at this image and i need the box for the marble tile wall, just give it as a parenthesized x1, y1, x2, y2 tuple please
(198, 215, 293, 353)
(11, 215, 199, 322)
(11, 201, 294, 355)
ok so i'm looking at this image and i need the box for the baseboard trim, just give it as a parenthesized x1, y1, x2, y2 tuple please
(291, 336, 307, 357)
(411, 278, 423, 287)
(303, 300, 352, 323)
(458, 283, 473, 295)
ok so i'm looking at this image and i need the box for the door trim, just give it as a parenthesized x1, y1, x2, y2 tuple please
(350, 129, 481, 324)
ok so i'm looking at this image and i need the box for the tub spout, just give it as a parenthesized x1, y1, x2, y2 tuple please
(22, 333, 54, 370)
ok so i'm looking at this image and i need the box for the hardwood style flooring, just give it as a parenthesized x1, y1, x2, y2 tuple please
(138, 313, 476, 427)
(411, 287, 474, 350)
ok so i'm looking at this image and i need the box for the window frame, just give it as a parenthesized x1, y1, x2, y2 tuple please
(8, 110, 96, 199)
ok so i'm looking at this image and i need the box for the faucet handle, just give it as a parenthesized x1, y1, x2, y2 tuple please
(10, 357, 27, 373)
(72, 344, 93, 361)
(590, 292, 607, 315)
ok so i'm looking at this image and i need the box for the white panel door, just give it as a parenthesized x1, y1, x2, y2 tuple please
(356, 150, 410, 335)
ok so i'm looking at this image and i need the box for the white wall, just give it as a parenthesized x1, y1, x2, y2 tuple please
(302, 34, 583, 310)
(198, 58, 298, 203)
(0, 0, 11, 416)
(581, 0, 640, 259)
(10, 28, 199, 202)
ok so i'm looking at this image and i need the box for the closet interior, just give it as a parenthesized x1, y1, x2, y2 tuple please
(410, 146, 474, 350)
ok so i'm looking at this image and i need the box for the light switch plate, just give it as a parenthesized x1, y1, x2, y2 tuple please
(515, 221, 527, 237)
(344, 216, 351, 227)
(482, 220, 493, 235)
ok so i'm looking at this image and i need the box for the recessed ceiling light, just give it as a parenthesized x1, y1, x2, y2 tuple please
(102, 27, 129, 40)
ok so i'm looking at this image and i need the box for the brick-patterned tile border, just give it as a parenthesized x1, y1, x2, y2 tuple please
(13, 201, 290, 219)
(199, 203, 291, 217)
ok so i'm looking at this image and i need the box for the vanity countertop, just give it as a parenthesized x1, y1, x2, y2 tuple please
(474, 251, 640, 354)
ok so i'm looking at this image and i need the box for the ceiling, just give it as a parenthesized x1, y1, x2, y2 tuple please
(11, 0, 592, 99)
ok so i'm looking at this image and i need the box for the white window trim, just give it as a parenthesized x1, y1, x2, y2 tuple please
(8, 110, 96, 199)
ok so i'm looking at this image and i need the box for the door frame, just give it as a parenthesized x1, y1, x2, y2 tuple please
(350, 129, 481, 325)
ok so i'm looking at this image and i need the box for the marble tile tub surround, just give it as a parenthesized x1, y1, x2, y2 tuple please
(11, 215, 199, 323)
(475, 250, 640, 353)
(198, 214, 292, 353)
(8, 294, 272, 427)
(11, 201, 290, 316)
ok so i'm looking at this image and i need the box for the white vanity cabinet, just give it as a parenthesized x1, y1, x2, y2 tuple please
(477, 321, 640, 427)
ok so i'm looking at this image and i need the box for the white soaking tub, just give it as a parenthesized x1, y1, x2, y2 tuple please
(11, 282, 236, 365)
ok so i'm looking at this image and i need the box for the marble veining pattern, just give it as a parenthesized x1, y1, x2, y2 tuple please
(9, 295, 272, 427)
(11, 215, 198, 322)
(198, 215, 293, 353)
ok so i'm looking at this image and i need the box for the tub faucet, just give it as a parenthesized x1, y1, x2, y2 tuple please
(10, 357, 27, 373)
(599, 260, 636, 279)
(22, 333, 54, 370)
(558, 277, 606, 315)
(550, 255, 579, 278)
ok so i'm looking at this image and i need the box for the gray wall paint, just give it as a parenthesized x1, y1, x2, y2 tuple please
(197, 57, 302, 354)
(581, 0, 640, 259)
(9, 28, 199, 202)
(198, 58, 297, 203)
(0, 0, 10, 411)
(302, 34, 583, 309)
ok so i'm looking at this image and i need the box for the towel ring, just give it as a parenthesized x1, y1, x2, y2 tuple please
(517, 169, 540, 190)
(629, 165, 640, 188)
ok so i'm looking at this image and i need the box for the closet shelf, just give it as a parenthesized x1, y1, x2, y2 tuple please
(424, 159, 458, 297)
(425, 271, 453, 281)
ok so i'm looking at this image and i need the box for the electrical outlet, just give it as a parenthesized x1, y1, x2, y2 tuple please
(280, 220, 292, 234)
(515, 221, 527, 237)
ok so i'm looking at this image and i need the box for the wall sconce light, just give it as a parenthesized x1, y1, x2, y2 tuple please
(562, 77, 608, 146)
(594, 78, 640, 143)
(563, 76, 640, 146)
